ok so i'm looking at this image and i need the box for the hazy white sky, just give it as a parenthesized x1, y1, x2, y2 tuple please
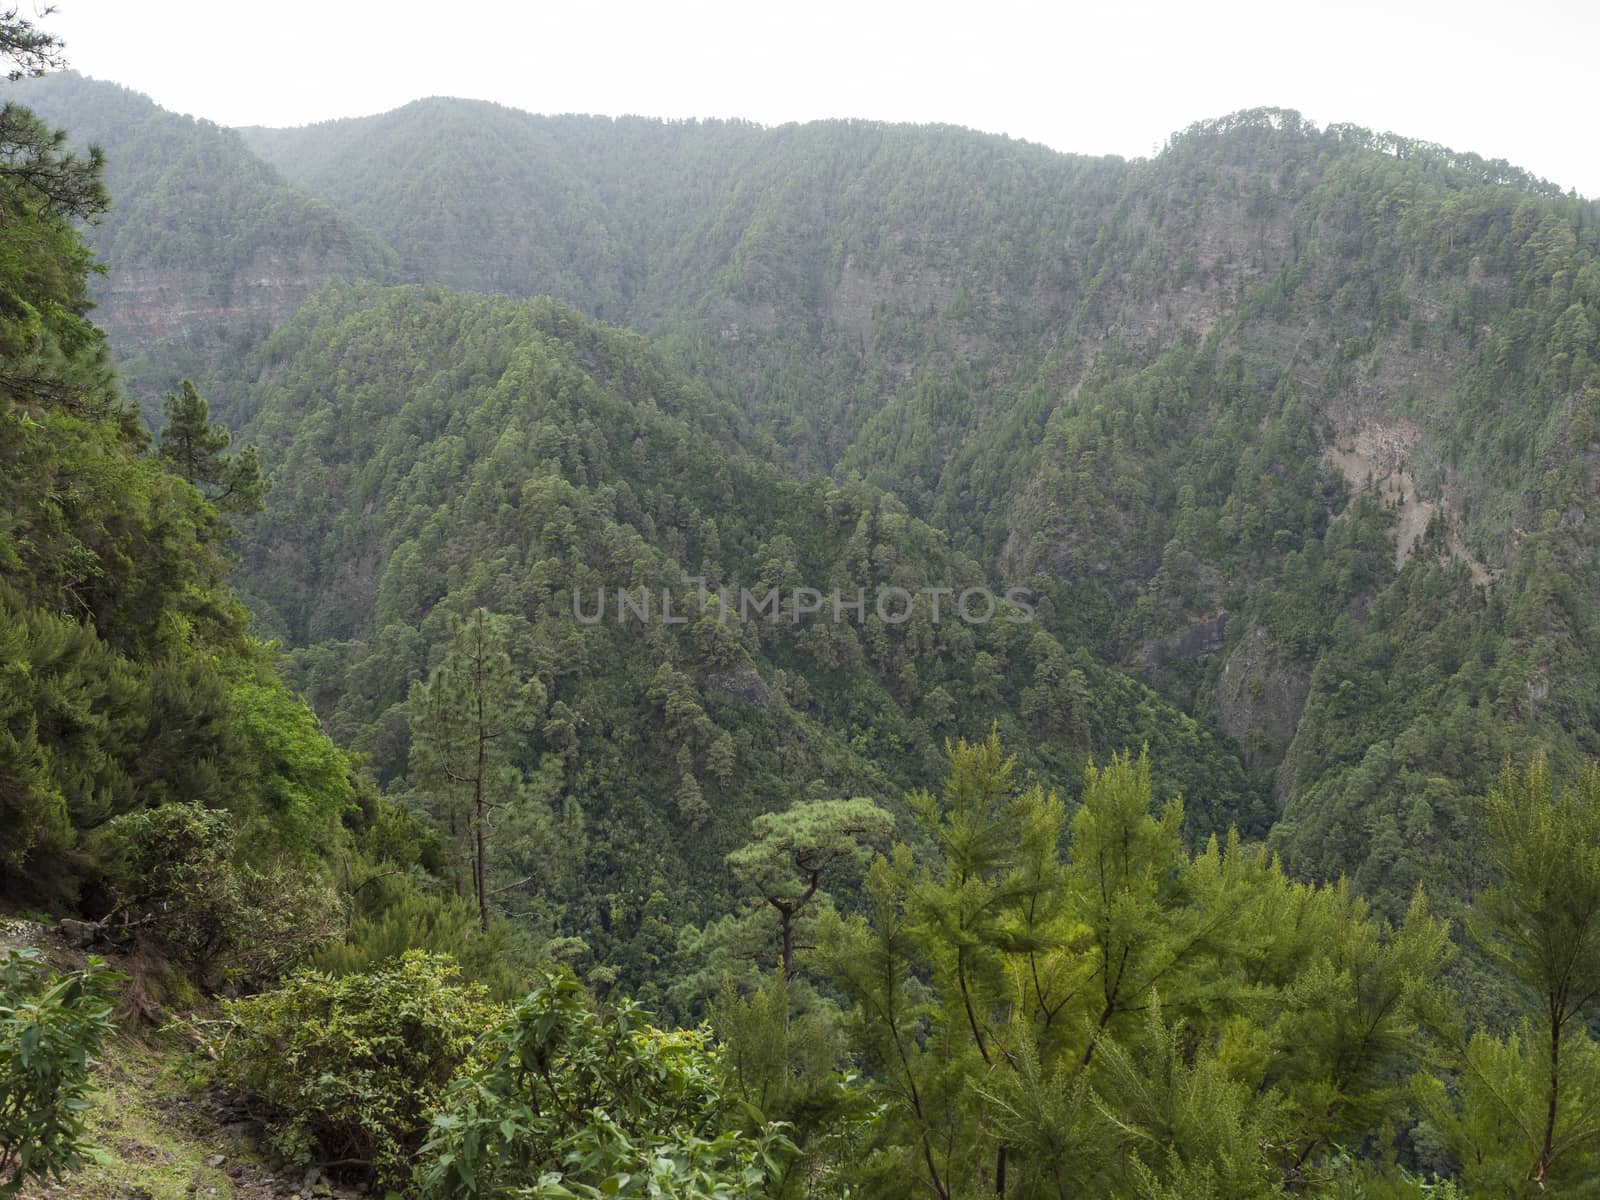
(43, 0, 1600, 196)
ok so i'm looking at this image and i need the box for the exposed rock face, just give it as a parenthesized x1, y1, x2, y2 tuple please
(1141, 613, 1230, 666)
(705, 664, 769, 709)
(1211, 619, 1311, 796)
(3, 73, 394, 355)
(90, 248, 364, 348)
(1320, 416, 1494, 583)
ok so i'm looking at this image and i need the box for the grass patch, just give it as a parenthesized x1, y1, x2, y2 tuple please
(21, 1033, 276, 1200)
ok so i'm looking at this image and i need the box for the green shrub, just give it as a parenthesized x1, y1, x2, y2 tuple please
(95, 804, 236, 973)
(220, 951, 498, 1189)
(227, 860, 344, 987)
(0, 949, 120, 1196)
(418, 972, 790, 1199)
(93, 803, 340, 989)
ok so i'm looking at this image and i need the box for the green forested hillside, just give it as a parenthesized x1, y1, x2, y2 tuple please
(205, 281, 1262, 996)
(3, 71, 393, 375)
(22, 73, 1600, 926)
(11, 37, 1600, 1196)
(241, 102, 768, 324)
(242, 102, 1133, 469)
(231, 95, 1600, 930)
(990, 113, 1600, 920)
(0, 36, 360, 1018)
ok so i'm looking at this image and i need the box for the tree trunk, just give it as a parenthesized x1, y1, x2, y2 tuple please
(473, 637, 490, 933)
(473, 783, 489, 932)
(1537, 1005, 1561, 1186)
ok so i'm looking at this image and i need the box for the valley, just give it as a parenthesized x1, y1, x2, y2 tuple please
(4, 42, 1600, 1197)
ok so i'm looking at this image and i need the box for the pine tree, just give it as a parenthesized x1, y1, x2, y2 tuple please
(408, 609, 546, 931)
(1463, 756, 1600, 1191)
(0, 7, 66, 79)
(727, 796, 894, 981)
(822, 732, 1452, 1197)
(157, 380, 265, 514)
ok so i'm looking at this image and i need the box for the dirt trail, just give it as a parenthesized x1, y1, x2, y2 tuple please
(3, 918, 364, 1200)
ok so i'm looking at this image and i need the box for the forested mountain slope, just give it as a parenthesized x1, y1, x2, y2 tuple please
(18, 73, 1600, 927)
(241, 101, 768, 325)
(0, 59, 356, 950)
(17, 29, 1600, 1194)
(208, 281, 1262, 991)
(4, 72, 394, 357)
(990, 114, 1600, 916)
(240, 102, 1136, 469)
(235, 99, 1600, 923)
